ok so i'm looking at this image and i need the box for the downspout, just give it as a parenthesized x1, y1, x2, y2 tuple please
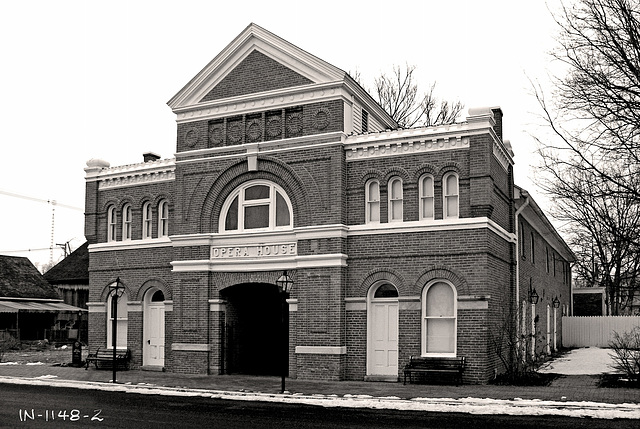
(514, 190, 530, 356)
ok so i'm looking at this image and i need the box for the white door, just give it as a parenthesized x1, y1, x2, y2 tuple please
(368, 300, 399, 376)
(144, 303, 165, 366)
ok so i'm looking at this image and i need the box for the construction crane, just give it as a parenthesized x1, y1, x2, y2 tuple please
(0, 189, 83, 264)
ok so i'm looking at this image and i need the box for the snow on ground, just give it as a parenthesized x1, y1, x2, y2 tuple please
(0, 375, 638, 420)
(539, 347, 619, 375)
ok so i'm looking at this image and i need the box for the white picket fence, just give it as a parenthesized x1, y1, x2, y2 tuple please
(562, 316, 640, 347)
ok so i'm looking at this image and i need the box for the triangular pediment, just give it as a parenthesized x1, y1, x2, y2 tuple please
(168, 23, 346, 110)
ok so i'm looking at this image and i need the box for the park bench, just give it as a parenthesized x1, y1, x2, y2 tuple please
(85, 347, 131, 370)
(403, 356, 465, 385)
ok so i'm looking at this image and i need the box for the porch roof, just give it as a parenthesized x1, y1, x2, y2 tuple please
(0, 300, 86, 313)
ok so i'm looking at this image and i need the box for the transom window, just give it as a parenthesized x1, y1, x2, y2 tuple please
(422, 281, 457, 356)
(373, 283, 399, 298)
(221, 181, 293, 232)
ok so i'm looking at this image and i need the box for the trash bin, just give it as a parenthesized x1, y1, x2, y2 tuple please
(72, 341, 82, 366)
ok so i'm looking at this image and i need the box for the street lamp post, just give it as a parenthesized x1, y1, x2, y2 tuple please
(276, 271, 294, 394)
(109, 277, 125, 383)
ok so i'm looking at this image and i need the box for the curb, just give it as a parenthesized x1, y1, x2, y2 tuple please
(1, 376, 639, 420)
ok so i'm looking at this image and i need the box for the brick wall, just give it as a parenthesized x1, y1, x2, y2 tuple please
(518, 217, 571, 355)
(200, 50, 313, 102)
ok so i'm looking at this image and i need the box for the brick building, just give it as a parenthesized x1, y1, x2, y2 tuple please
(84, 23, 573, 383)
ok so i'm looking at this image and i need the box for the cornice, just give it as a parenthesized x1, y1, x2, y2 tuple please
(85, 158, 176, 189)
(88, 237, 172, 253)
(173, 82, 346, 124)
(175, 132, 346, 165)
(348, 217, 516, 244)
(171, 253, 348, 272)
(170, 224, 348, 247)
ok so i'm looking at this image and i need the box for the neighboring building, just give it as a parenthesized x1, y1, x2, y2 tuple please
(0, 255, 83, 341)
(43, 242, 89, 342)
(83, 23, 573, 383)
(572, 287, 606, 316)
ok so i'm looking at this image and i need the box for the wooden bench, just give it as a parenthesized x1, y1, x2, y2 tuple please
(403, 356, 465, 385)
(85, 347, 131, 370)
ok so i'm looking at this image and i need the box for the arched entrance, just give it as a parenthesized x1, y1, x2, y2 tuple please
(367, 283, 399, 380)
(143, 289, 165, 367)
(221, 283, 285, 375)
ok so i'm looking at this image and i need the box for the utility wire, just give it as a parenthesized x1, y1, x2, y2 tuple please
(0, 189, 83, 211)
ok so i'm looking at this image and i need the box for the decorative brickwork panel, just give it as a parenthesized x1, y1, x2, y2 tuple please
(245, 113, 263, 143)
(208, 119, 224, 148)
(265, 110, 283, 141)
(226, 116, 243, 146)
(285, 106, 303, 138)
(200, 50, 313, 102)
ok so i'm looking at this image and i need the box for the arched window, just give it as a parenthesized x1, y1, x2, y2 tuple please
(106, 288, 128, 349)
(122, 204, 132, 241)
(422, 281, 457, 356)
(419, 174, 434, 220)
(365, 180, 380, 224)
(142, 202, 153, 239)
(107, 206, 117, 242)
(443, 172, 459, 219)
(220, 181, 293, 232)
(388, 177, 403, 222)
(158, 200, 169, 237)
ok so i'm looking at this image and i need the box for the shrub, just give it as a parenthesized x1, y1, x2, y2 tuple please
(0, 336, 20, 362)
(609, 327, 640, 385)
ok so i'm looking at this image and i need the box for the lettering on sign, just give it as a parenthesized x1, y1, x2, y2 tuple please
(211, 243, 297, 259)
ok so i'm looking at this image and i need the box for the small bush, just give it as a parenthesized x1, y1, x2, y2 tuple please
(0, 336, 21, 362)
(609, 327, 640, 386)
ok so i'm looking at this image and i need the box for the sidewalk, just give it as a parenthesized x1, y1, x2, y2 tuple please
(0, 348, 639, 419)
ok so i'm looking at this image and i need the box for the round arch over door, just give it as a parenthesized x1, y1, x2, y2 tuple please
(143, 289, 165, 367)
(366, 283, 399, 381)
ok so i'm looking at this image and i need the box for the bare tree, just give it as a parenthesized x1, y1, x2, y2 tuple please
(538, 158, 640, 315)
(351, 64, 464, 128)
(534, 0, 640, 313)
(534, 0, 640, 200)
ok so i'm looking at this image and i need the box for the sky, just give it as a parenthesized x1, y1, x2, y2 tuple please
(0, 0, 567, 270)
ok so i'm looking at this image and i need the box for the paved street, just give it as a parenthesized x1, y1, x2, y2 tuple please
(2, 383, 638, 429)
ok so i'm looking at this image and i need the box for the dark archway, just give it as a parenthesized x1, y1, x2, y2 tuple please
(220, 283, 287, 375)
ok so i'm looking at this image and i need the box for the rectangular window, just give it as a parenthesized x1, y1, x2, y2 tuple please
(530, 232, 535, 264)
(361, 110, 369, 133)
(244, 205, 270, 229)
(546, 247, 550, 273)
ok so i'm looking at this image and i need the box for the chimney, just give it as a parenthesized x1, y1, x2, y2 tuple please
(143, 152, 161, 162)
